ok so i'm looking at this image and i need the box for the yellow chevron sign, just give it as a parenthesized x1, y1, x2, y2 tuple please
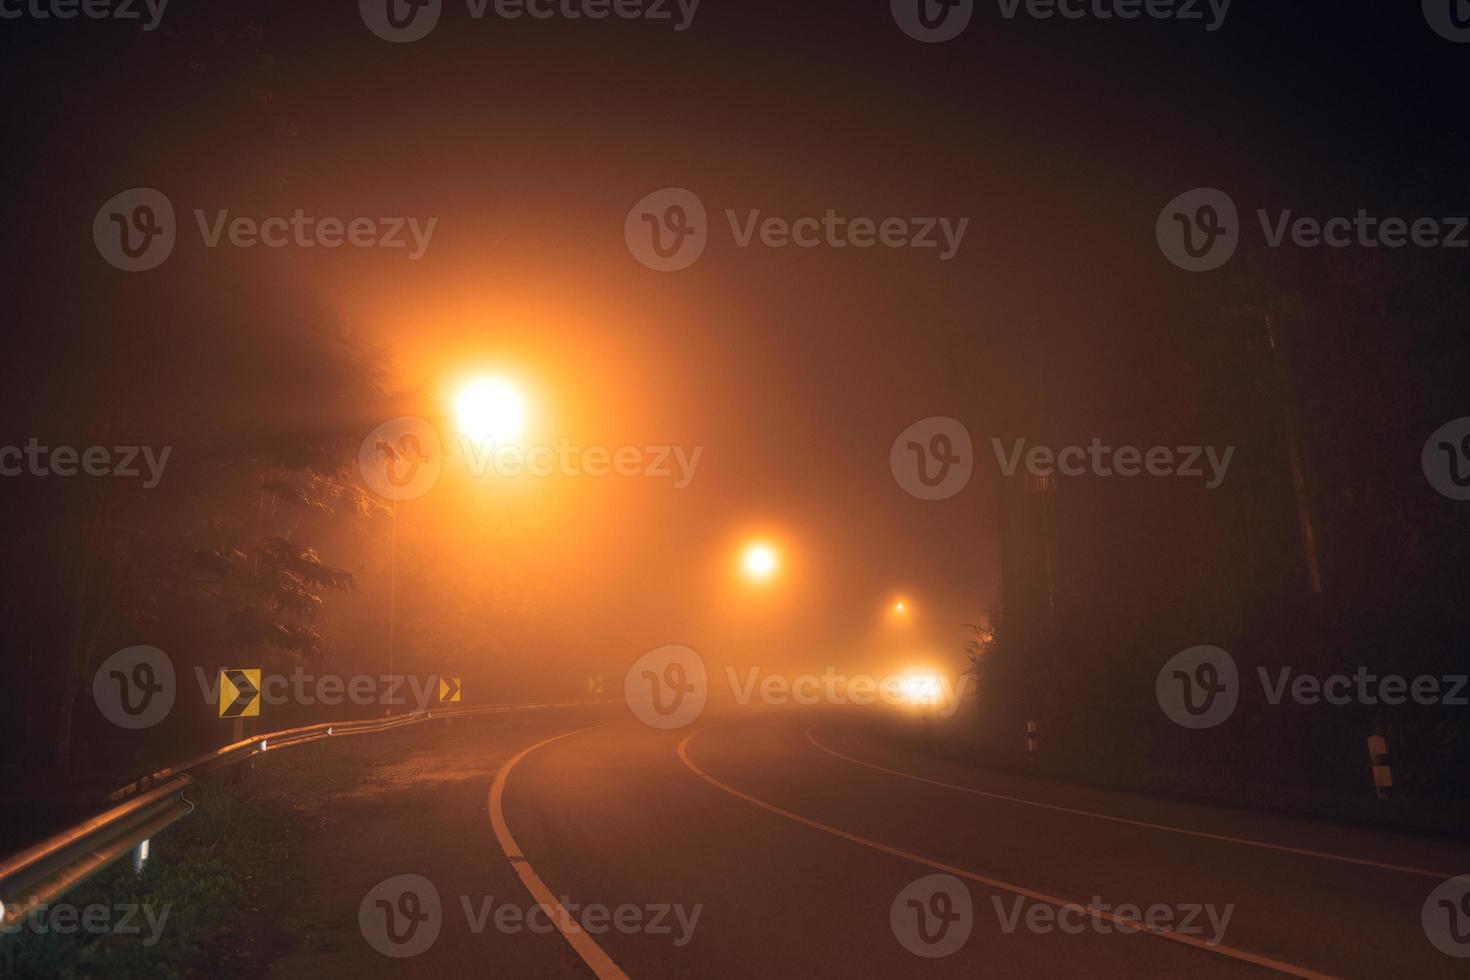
(219, 668, 261, 718)
(588, 675, 604, 694)
(439, 676, 461, 702)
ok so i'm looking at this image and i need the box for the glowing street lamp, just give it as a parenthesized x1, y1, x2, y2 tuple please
(888, 597, 913, 623)
(741, 542, 780, 583)
(455, 377, 526, 447)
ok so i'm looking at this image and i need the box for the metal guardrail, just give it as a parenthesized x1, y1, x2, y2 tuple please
(0, 777, 194, 927)
(1, 697, 620, 924)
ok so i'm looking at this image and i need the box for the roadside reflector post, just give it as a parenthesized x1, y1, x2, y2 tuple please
(132, 838, 151, 876)
(1026, 721, 1040, 763)
(1367, 731, 1392, 801)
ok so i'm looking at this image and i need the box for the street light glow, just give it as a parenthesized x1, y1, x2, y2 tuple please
(455, 378, 526, 447)
(742, 543, 779, 582)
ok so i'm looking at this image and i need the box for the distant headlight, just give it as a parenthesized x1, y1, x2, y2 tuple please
(900, 674, 941, 705)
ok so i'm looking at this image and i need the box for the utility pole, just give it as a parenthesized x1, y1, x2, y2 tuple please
(1265, 313, 1324, 595)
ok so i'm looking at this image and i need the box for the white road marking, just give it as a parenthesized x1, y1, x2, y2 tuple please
(488, 725, 630, 980)
(806, 720, 1453, 881)
(678, 722, 1340, 980)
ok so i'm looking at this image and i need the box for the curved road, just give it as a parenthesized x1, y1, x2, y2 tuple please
(264, 704, 1470, 978)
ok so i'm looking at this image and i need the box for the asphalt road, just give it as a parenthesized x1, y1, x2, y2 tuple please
(254, 704, 1470, 978)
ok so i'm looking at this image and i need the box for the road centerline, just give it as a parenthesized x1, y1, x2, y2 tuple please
(806, 719, 1453, 881)
(678, 720, 1339, 980)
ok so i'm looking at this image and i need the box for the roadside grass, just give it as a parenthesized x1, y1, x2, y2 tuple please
(0, 718, 525, 978)
(0, 777, 280, 980)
